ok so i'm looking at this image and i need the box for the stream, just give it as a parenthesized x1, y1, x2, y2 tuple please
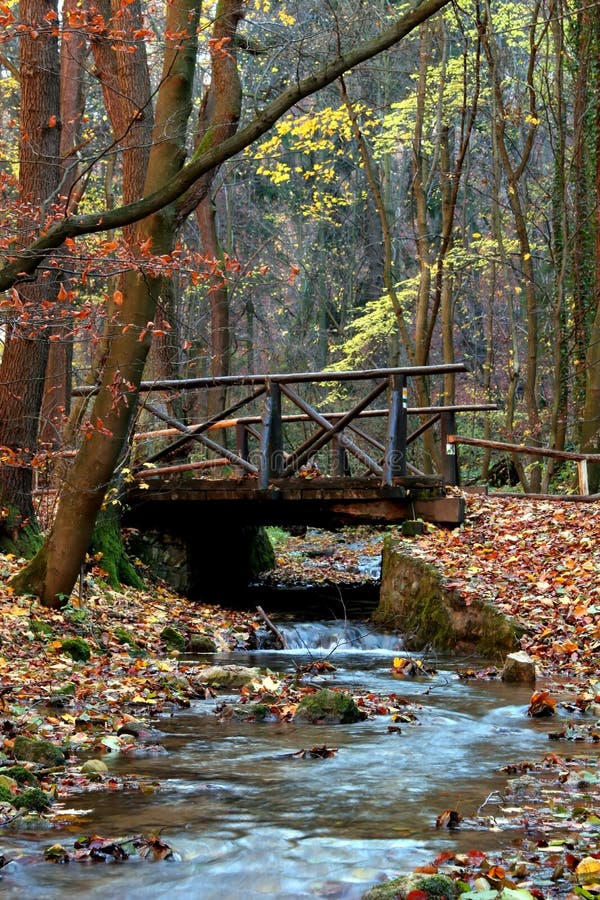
(0, 621, 585, 899)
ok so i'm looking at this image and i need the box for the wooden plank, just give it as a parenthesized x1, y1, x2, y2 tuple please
(329, 495, 464, 525)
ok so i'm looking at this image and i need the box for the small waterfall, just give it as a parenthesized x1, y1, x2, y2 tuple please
(271, 620, 403, 653)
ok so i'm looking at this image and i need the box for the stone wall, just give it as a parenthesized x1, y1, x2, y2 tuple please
(372, 536, 522, 657)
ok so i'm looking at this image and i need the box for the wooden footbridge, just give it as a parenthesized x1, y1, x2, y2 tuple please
(114, 364, 495, 532)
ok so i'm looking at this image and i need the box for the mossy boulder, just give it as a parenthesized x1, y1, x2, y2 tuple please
(188, 634, 217, 653)
(13, 737, 66, 767)
(60, 637, 91, 662)
(81, 759, 109, 776)
(295, 689, 364, 724)
(0, 774, 18, 793)
(114, 627, 145, 655)
(372, 538, 522, 657)
(199, 665, 261, 689)
(0, 765, 39, 786)
(160, 626, 186, 651)
(226, 703, 271, 722)
(363, 873, 459, 900)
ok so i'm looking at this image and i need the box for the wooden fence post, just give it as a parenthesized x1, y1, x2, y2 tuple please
(577, 459, 589, 496)
(440, 409, 459, 485)
(259, 380, 283, 489)
(383, 374, 407, 484)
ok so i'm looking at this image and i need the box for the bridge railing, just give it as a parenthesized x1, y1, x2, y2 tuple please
(89, 363, 499, 489)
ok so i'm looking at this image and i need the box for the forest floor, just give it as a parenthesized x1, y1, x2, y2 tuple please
(0, 493, 598, 895)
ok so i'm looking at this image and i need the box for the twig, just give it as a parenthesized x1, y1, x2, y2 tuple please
(256, 606, 287, 649)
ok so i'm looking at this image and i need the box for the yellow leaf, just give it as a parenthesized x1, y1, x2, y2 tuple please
(576, 858, 600, 885)
(7, 604, 29, 617)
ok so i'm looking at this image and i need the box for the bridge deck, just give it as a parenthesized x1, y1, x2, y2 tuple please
(125, 475, 465, 529)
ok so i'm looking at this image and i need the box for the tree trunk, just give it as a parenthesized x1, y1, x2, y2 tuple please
(580, 17, 600, 491)
(0, 0, 61, 553)
(39, 0, 87, 452)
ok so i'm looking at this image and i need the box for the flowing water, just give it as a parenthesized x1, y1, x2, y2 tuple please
(0, 622, 584, 899)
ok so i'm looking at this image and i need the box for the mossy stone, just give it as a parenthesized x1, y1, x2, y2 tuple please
(160, 626, 186, 651)
(295, 689, 364, 724)
(200, 665, 261, 689)
(0, 765, 39, 786)
(60, 637, 91, 662)
(13, 736, 66, 766)
(188, 634, 217, 653)
(228, 703, 271, 722)
(0, 774, 18, 792)
(363, 873, 458, 900)
(114, 627, 145, 655)
(81, 759, 109, 776)
(115, 627, 137, 647)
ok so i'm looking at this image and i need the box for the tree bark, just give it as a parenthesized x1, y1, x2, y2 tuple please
(0, 0, 61, 552)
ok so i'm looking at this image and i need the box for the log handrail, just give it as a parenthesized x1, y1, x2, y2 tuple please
(448, 434, 600, 463)
(73, 363, 469, 396)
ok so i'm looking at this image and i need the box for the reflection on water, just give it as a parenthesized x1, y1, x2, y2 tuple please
(0, 627, 586, 898)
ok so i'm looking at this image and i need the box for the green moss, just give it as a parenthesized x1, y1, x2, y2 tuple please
(60, 637, 91, 662)
(228, 702, 271, 721)
(295, 689, 364, 724)
(31, 619, 54, 639)
(363, 873, 459, 900)
(246, 526, 276, 576)
(0, 766, 39, 786)
(91, 505, 144, 590)
(160, 626, 186, 651)
(188, 634, 217, 653)
(0, 506, 43, 558)
(0, 783, 15, 804)
(14, 787, 52, 812)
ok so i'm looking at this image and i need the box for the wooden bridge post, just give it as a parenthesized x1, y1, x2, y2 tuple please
(440, 409, 459, 485)
(259, 381, 284, 489)
(333, 436, 352, 476)
(383, 374, 407, 484)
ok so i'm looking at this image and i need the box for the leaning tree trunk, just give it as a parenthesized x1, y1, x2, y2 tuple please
(12, 0, 201, 605)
